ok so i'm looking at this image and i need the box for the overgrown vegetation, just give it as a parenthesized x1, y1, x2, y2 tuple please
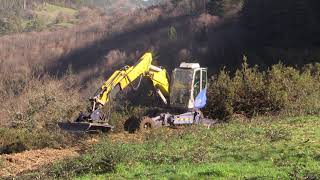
(205, 59, 320, 120)
(0, 64, 88, 153)
(22, 115, 319, 179)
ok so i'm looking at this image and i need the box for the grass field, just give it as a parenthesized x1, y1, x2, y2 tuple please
(34, 3, 77, 24)
(47, 115, 320, 179)
(22, 3, 78, 30)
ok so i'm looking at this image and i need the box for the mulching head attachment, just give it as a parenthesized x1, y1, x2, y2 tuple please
(58, 122, 113, 133)
(58, 109, 113, 133)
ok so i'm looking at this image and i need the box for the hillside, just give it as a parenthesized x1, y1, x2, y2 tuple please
(1, 0, 320, 75)
(0, 0, 320, 179)
(0, 0, 163, 36)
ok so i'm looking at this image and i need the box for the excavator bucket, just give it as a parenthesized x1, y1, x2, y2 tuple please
(58, 122, 113, 133)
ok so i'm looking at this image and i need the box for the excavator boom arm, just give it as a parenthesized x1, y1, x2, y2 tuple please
(94, 53, 170, 107)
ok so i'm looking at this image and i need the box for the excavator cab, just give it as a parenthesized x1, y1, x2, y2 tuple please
(170, 63, 208, 110)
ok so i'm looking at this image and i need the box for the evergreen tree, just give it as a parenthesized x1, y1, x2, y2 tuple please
(207, 0, 242, 17)
(207, 0, 224, 16)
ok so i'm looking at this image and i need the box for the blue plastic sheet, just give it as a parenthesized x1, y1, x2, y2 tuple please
(194, 88, 207, 109)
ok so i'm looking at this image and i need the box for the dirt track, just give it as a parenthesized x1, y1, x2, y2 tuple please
(0, 147, 80, 177)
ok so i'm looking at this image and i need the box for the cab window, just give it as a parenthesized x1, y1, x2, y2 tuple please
(201, 70, 207, 89)
(170, 69, 194, 107)
(193, 70, 201, 98)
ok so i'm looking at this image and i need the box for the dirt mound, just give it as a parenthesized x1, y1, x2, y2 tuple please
(0, 148, 79, 177)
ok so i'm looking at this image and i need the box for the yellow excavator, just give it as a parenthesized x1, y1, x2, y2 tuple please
(58, 52, 215, 132)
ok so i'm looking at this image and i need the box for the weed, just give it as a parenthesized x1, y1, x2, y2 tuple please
(288, 162, 307, 180)
(265, 128, 291, 142)
(314, 154, 320, 162)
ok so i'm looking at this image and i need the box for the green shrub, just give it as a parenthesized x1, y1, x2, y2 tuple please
(47, 140, 132, 178)
(6, 75, 87, 131)
(168, 26, 178, 41)
(0, 15, 23, 35)
(55, 12, 72, 24)
(265, 128, 291, 142)
(205, 68, 234, 120)
(207, 0, 243, 17)
(24, 17, 45, 32)
(0, 71, 28, 97)
(205, 58, 320, 120)
(0, 71, 88, 153)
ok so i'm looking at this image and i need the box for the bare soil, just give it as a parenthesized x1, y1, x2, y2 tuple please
(0, 147, 79, 177)
(0, 132, 143, 178)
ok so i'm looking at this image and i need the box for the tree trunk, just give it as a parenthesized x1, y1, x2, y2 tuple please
(23, 0, 26, 10)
